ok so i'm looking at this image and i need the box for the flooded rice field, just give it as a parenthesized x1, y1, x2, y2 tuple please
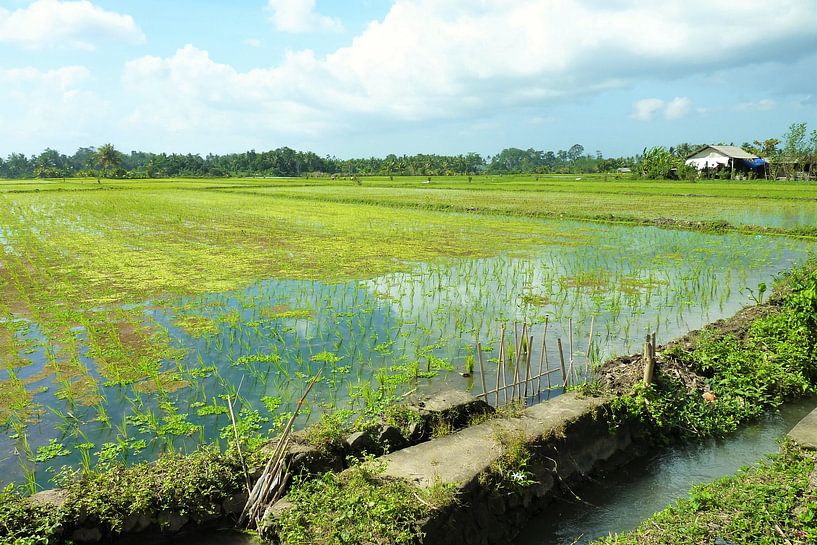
(0, 210, 812, 488)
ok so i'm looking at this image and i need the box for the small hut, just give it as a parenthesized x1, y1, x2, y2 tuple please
(685, 145, 767, 178)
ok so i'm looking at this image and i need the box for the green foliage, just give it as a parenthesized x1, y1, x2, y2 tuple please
(594, 442, 817, 544)
(275, 456, 454, 545)
(0, 485, 63, 545)
(637, 147, 677, 179)
(636, 147, 695, 180)
(32, 439, 70, 463)
(0, 449, 243, 543)
(382, 404, 423, 439)
(304, 409, 353, 451)
(95, 143, 122, 178)
(220, 408, 269, 453)
(61, 448, 243, 534)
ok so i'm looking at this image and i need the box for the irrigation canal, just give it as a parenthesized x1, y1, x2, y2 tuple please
(516, 396, 817, 545)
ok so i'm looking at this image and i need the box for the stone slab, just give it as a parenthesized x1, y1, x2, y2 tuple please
(789, 405, 817, 450)
(419, 389, 487, 414)
(382, 417, 502, 488)
(382, 392, 608, 489)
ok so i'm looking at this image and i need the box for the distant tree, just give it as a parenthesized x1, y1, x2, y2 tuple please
(96, 143, 122, 179)
(567, 144, 585, 162)
(780, 122, 816, 179)
(3, 153, 33, 178)
(637, 147, 680, 179)
(670, 143, 702, 158)
(34, 148, 69, 178)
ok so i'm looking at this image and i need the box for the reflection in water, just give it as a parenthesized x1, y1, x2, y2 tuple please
(516, 397, 817, 545)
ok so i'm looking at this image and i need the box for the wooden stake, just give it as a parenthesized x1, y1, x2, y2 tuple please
(585, 315, 595, 383)
(500, 324, 508, 405)
(568, 317, 577, 384)
(512, 323, 526, 401)
(643, 334, 655, 385)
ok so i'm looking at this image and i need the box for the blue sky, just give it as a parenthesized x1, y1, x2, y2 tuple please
(0, 0, 815, 158)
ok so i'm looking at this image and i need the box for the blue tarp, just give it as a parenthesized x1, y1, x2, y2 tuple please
(741, 158, 768, 169)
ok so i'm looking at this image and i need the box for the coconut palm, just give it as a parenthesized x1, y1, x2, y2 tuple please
(96, 143, 121, 179)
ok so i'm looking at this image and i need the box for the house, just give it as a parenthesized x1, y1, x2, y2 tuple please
(684, 145, 768, 178)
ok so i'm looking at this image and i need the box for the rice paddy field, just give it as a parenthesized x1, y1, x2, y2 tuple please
(1, 175, 816, 489)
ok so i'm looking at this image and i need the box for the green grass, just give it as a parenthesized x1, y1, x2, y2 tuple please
(227, 182, 817, 235)
(0, 448, 244, 544)
(4, 176, 817, 234)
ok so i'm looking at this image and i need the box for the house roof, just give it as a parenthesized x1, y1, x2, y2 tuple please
(686, 145, 758, 160)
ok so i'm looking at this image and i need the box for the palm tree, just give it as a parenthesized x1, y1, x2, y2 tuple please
(96, 143, 120, 180)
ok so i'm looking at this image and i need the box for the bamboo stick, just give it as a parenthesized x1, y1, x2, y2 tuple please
(227, 389, 252, 496)
(523, 334, 533, 400)
(537, 317, 548, 400)
(240, 371, 322, 528)
(480, 368, 561, 398)
(643, 334, 655, 385)
(512, 322, 526, 401)
(585, 315, 595, 383)
(477, 341, 487, 401)
(568, 317, 577, 385)
(498, 324, 506, 406)
(557, 338, 567, 388)
(497, 326, 508, 407)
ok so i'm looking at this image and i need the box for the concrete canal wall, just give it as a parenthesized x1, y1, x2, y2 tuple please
(382, 392, 642, 545)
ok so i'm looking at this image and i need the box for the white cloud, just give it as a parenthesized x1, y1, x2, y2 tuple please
(735, 99, 776, 112)
(632, 98, 665, 121)
(632, 97, 692, 121)
(266, 0, 343, 33)
(119, 0, 816, 141)
(122, 45, 331, 136)
(0, 65, 106, 146)
(0, 0, 144, 50)
(664, 97, 692, 120)
(244, 38, 262, 48)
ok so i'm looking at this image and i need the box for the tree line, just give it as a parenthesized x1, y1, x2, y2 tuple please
(0, 143, 638, 179)
(4, 122, 811, 180)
